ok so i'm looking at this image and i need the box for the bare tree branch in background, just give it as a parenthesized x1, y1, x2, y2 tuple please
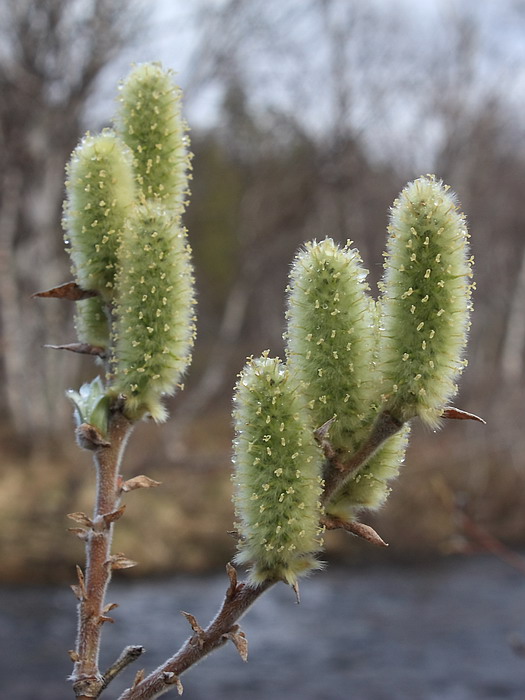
(0, 0, 141, 442)
(166, 1, 401, 452)
(502, 246, 525, 382)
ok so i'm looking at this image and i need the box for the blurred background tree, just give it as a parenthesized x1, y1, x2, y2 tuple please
(0, 0, 141, 441)
(1, 0, 525, 581)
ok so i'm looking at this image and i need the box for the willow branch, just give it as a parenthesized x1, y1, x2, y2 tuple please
(70, 409, 134, 699)
(118, 567, 275, 700)
(321, 410, 404, 505)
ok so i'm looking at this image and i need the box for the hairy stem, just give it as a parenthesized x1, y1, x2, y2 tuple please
(322, 410, 404, 505)
(118, 576, 275, 700)
(72, 409, 134, 698)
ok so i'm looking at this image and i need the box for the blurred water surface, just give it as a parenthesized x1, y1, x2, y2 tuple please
(2, 555, 525, 700)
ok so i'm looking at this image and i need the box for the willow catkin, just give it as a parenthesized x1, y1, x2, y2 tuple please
(233, 355, 324, 585)
(63, 130, 135, 298)
(111, 203, 196, 422)
(115, 62, 191, 210)
(379, 175, 473, 427)
(285, 239, 376, 453)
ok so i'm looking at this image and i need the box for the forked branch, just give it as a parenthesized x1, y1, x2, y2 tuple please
(118, 566, 275, 700)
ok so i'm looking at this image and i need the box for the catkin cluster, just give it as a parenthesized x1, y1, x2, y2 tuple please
(62, 66, 473, 585)
(63, 63, 195, 426)
(233, 175, 472, 583)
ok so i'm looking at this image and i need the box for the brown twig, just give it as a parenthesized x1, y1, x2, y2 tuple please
(321, 410, 404, 505)
(458, 505, 525, 577)
(117, 566, 275, 700)
(100, 646, 145, 692)
(70, 409, 134, 699)
(321, 514, 389, 547)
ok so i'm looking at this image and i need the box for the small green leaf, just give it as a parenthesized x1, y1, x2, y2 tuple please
(66, 376, 110, 436)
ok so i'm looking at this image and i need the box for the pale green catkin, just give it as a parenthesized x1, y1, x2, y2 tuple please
(285, 239, 377, 452)
(326, 425, 410, 519)
(63, 131, 135, 298)
(111, 203, 196, 422)
(233, 355, 324, 585)
(324, 299, 409, 517)
(74, 297, 110, 350)
(115, 62, 191, 209)
(379, 175, 473, 428)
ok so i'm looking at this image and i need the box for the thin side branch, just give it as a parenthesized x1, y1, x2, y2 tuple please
(118, 567, 275, 700)
(101, 646, 145, 692)
(322, 410, 404, 504)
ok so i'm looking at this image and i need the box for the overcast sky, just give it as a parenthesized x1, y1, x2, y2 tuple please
(85, 0, 525, 170)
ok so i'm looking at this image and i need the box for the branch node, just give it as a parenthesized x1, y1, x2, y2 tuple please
(181, 611, 205, 647)
(162, 671, 184, 694)
(68, 527, 89, 540)
(225, 625, 248, 661)
(76, 423, 111, 451)
(102, 602, 119, 614)
(120, 475, 162, 493)
(71, 564, 87, 601)
(67, 512, 94, 529)
(132, 669, 145, 689)
(102, 505, 127, 527)
(72, 674, 103, 698)
(108, 552, 138, 570)
(314, 416, 336, 442)
(226, 562, 239, 599)
(314, 417, 343, 465)
(99, 615, 115, 625)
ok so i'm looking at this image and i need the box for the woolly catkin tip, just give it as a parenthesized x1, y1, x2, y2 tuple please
(115, 62, 192, 210)
(379, 175, 473, 428)
(232, 354, 324, 585)
(286, 238, 377, 452)
(111, 202, 196, 422)
(63, 130, 135, 298)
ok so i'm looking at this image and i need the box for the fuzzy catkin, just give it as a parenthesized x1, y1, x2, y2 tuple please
(379, 175, 473, 428)
(63, 131, 135, 298)
(75, 297, 110, 349)
(115, 62, 191, 209)
(285, 239, 376, 452)
(233, 355, 324, 585)
(111, 203, 196, 421)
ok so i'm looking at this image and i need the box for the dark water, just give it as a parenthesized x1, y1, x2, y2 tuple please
(2, 555, 525, 700)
